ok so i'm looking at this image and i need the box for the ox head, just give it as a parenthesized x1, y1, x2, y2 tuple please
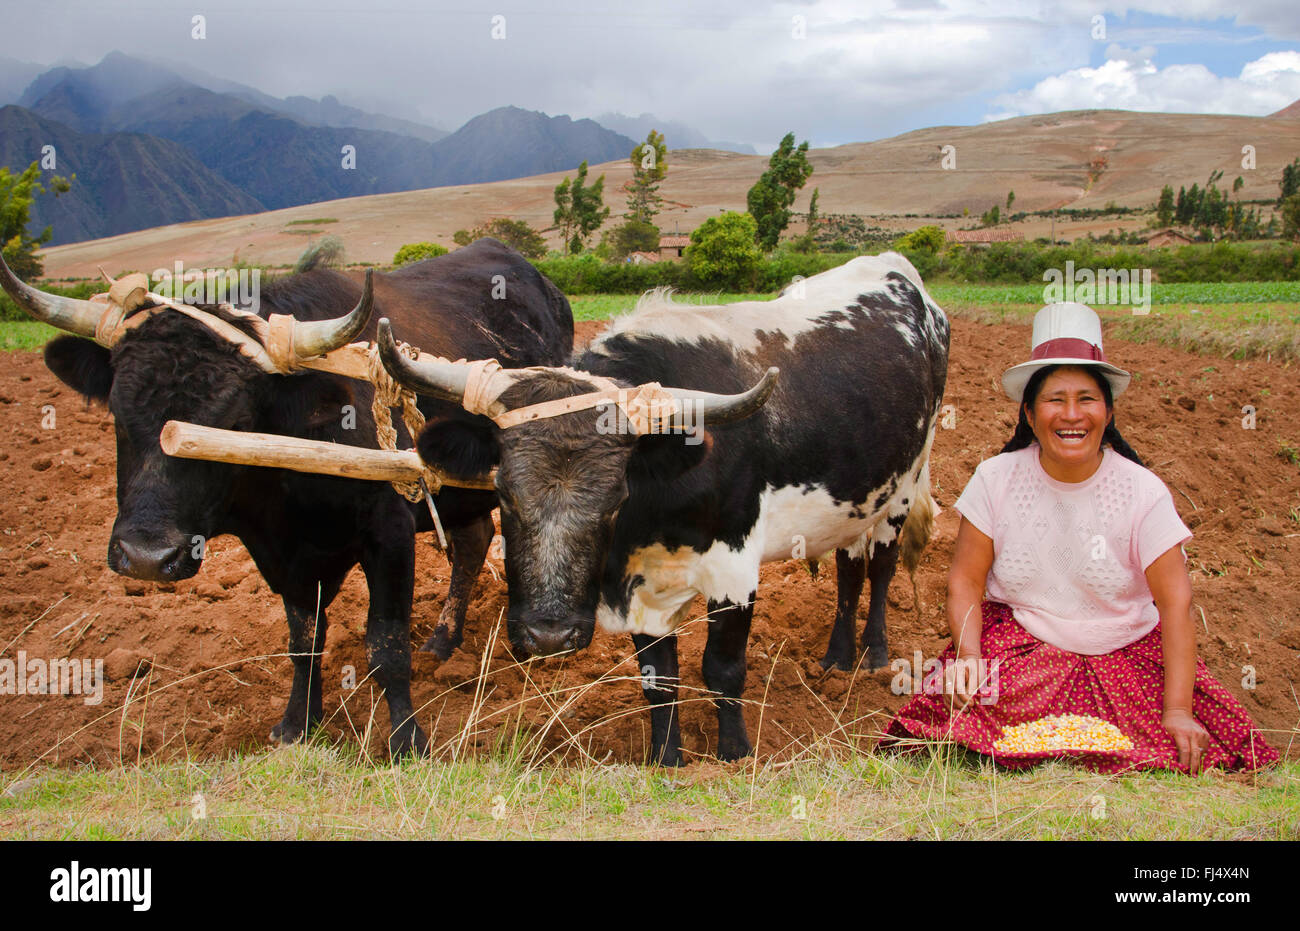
(1, 254, 372, 581)
(377, 318, 777, 657)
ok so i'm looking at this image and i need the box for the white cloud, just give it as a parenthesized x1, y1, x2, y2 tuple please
(985, 49, 1300, 119)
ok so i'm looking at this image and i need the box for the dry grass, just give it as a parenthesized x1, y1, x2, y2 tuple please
(2, 608, 1296, 840)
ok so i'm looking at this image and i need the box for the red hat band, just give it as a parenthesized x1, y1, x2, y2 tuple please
(1031, 337, 1106, 363)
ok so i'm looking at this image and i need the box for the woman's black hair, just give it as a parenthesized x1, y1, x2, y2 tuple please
(1000, 364, 1145, 466)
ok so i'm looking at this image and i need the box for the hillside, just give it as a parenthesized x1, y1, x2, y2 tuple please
(38, 107, 1300, 278)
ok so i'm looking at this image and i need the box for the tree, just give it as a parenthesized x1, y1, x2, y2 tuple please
(392, 241, 448, 266)
(625, 130, 667, 225)
(604, 220, 660, 260)
(553, 161, 610, 253)
(1006, 190, 1016, 212)
(0, 161, 72, 279)
(746, 132, 814, 250)
(454, 218, 548, 259)
(980, 204, 1000, 227)
(1174, 185, 1187, 224)
(687, 212, 762, 289)
(1277, 157, 1300, 207)
(1156, 185, 1175, 227)
(1282, 194, 1300, 241)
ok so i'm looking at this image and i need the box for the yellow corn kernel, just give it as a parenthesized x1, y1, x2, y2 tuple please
(993, 714, 1133, 754)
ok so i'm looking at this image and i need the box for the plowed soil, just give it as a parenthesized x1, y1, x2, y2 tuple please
(1, 318, 1297, 769)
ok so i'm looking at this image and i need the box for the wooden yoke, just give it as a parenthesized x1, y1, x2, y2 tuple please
(160, 420, 495, 490)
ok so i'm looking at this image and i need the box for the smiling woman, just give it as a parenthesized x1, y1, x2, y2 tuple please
(885, 302, 1279, 775)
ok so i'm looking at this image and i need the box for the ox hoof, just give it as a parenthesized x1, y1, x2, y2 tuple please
(389, 723, 430, 760)
(650, 746, 685, 768)
(716, 736, 753, 763)
(818, 651, 854, 673)
(269, 715, 316, 745)
(864, 647, 890, 671)
(419, 626, 462, 660)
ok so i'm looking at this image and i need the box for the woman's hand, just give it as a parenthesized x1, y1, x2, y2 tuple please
(1162, 709, 1210, 775)
(944, 655, 983, 710)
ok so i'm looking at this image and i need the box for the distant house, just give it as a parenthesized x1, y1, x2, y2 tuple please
(627, 251, 659, 264)
(945, 228, 1025, 244)
(1144, 228, 1194, 247)
(659, 234, 691, 261)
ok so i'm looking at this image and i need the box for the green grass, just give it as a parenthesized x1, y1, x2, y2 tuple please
(2, 741, 1293, 840)
(284, 218, 339, 226)
(569, 292, 769, 322)
(0, 320, 58, 351)
(928, 281, 1300, 306)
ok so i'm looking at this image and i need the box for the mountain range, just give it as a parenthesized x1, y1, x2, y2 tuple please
(4, 52, 737, 246)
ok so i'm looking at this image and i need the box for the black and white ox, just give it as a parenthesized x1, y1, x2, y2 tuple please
(0, 238, 573, 756)
(379, 252, 950, 765)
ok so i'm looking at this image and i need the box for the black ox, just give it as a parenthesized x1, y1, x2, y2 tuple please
(1, 238, 573, 756)
(379, 252, 950, 765)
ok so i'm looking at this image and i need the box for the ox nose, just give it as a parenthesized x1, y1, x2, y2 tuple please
(109, 537, 191, 582)
(512, 617, 586, 657)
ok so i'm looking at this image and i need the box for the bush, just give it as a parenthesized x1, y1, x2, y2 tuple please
(392, 242, 449, 266)
(688, 212, 763, 290)
(895, 225, 946, 254)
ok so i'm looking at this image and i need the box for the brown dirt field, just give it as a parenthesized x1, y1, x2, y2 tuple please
(0, 317, 1297, 770)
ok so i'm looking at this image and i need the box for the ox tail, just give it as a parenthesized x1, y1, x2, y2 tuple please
(900, 461, 935, 618)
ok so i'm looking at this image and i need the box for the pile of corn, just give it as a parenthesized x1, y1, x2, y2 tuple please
(993, 714, 1133, 754)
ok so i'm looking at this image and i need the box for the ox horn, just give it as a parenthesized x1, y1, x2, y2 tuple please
(0, 249, 103, 339)
(666, 367, 779, 427)
(376, 317, 470, 402)
(290, 267, 375, 360)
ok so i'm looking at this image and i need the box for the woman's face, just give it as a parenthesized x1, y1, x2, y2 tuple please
(1025, 366, 1113, 480)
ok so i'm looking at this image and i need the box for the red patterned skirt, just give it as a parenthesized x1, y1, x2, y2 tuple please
(883, 601, 1280, 773)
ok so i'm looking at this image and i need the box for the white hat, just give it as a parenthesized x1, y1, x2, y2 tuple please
(1001, 302, 1131, 403)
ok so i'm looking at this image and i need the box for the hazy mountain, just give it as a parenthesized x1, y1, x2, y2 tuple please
(0, 105, 263, 245)
(430, 106, 636, 186)
(18, 51, 188, 131)
(108, 84, 439, 211)
(10, 54, 667, 243)
(0, 57, 44, 106)
(20, 51, 449, 141)
(274, 94, 448, 142)
(596, 112, 756, 154)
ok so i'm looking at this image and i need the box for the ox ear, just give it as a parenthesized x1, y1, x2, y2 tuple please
(44, 336, 112, 402)
(628, 430, 712, 485)
(417, 416, 498, 481)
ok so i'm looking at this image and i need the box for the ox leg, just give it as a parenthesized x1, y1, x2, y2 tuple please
(631, 633, 683, 767)
(704, 597, 755, 761)
(820, 548, 866, 671)
(270, 598, 329, 744)
(421, 513, 493, 659)
(360, 507, 429, 759)
(862, 537, 900, 670)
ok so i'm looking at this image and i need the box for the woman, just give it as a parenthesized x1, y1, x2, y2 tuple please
(886, 302, 1279, 774)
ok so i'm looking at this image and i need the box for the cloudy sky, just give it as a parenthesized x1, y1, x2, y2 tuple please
(9, 0, 1300, 151)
